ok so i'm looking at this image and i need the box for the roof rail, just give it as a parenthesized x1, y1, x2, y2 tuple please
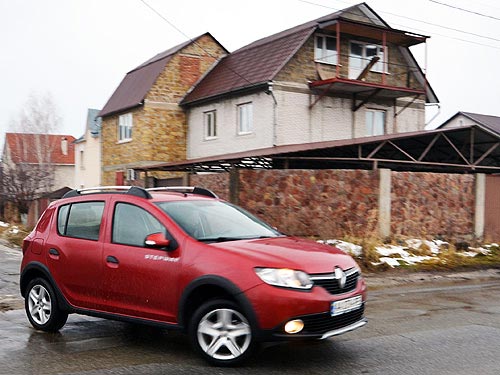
(62, 186, 152, 199)
(147, 186, 218, 199)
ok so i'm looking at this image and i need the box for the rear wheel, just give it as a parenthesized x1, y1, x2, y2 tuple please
(25, 278, 68, 332)
(189, 299, 256, 366)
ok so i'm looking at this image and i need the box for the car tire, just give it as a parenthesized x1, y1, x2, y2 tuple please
(189, 299, 256, 366)
(25, 278, 68, 332)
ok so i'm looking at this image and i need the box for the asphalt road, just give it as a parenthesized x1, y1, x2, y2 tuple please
(1, 242, 500, 374)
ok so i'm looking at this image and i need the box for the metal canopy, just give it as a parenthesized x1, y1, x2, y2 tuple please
(137, 125, 500, 174)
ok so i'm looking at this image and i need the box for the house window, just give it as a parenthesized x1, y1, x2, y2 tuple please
(315, 35, 338, 65)
(204, 110, 217, 139)
(366, 110, 385, 136)
(237, 103, 253, 134)
(349, 41, 387, 79)
(118, 113, 133, 142)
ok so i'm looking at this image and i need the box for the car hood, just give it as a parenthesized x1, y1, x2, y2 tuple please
(209, 236, 357, 273)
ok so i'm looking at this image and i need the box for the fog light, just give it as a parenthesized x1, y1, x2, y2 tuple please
(284, 319, 304, 334)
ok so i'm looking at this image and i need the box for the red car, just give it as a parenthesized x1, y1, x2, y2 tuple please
(21, 186, 367, 365)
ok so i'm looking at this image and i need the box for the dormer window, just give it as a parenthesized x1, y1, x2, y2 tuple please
(315, 35, 338, 65)
(349, 41, 387, 79)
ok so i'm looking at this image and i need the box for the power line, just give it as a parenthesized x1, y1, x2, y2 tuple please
(429, 0, 500, 21)
(138, 0, 256, 87)
(298, 0, 500, 50)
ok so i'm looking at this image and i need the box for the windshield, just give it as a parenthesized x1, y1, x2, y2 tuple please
(155, 200, 281, 242)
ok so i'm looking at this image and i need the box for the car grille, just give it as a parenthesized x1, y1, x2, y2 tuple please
(301, 305, 365, 334)
(311, 268, 359, 295)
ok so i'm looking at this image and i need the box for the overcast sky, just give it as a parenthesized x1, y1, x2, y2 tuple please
(1, 0, 500, 149)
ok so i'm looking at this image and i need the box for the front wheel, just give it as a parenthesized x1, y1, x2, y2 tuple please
(189, 299, 256, 366)
(25, 278, 68, 332)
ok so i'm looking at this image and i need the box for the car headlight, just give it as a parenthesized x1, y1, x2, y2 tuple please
(255, 268, 313, 290)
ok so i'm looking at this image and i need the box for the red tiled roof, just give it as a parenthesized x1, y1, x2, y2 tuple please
(5, 133, 75, 165)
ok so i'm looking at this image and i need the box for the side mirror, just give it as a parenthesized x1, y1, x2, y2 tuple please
(145, 232, 171, 248)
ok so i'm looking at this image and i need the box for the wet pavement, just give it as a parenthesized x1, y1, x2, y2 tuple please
(1, 242, 500, 374)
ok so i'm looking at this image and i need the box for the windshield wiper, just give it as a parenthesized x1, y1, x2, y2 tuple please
(198, 236, 244, 243)
(198, 235, 283, 243)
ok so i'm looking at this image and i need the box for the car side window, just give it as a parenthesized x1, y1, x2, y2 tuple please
(58, 201, 105, 241)
(112, 203, 166, 247)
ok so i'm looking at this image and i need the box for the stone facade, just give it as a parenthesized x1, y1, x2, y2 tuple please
(391, 172, 474, 237)
(192, 169, 477, 240)
(101, 35, 226, 185)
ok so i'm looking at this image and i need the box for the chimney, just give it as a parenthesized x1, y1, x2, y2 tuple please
(61, 137, 68, 156)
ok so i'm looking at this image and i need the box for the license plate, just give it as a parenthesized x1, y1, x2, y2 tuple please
(330, 295, 363, 316)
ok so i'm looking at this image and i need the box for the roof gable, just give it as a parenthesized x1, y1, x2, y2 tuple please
(5, 133, 76, 165)
(99, 33, 225, 117)
(182, 27, 314, 104)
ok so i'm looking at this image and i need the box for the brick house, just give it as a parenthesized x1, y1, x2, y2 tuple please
(99, 3, 437, 186)
(98, 33, 228, 186)
(182, 2, 438, 159)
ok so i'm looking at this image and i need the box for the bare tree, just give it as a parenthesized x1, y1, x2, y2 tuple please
(1, 93, 62, 220)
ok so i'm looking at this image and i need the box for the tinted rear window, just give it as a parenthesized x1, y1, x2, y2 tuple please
(58, 201, 105, 241)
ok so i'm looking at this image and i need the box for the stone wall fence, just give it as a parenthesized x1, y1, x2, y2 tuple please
(191, 169, 481, 241)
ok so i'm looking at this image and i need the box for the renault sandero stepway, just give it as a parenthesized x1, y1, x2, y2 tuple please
(21, 186, 367, 365)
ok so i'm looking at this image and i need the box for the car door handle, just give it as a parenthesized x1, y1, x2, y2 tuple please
(49, 248, 60, 260)
(49, 248, 60, 256)
(106, 255, 119, 264)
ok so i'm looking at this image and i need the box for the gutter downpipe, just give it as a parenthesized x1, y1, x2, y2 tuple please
(267, 81, 278, 147)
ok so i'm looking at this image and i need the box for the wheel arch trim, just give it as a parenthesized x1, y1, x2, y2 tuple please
(178, 275, 259, 333)
(20, 262, 72, 311)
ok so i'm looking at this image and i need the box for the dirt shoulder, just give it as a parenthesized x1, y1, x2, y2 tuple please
(365, 267, 500, 289)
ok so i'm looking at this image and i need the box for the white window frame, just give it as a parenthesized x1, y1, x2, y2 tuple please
(349, 41, 388, 77)
(366, 109, 386, 136)
(314, 34, 338, 65)
(118, 113, 133, 142)
(237, 102, 253, 135)
(204, 110, 217, 140)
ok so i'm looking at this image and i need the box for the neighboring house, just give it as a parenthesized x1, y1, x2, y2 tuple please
(182, 2, 438, 159)
(98, 33, 228, 186)
(438, 111, 500, 134)
(1, 133, 75, 223)
(74, 109, 102, 188)
(2, 133, 76, 191)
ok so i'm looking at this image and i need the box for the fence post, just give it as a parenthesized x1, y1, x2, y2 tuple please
(378, 168, 391, 238)
(474, 173, 485, 239)
(229, 168, 240, 205)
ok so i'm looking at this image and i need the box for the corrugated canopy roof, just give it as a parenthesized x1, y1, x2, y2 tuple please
(136, 125, 500, 174)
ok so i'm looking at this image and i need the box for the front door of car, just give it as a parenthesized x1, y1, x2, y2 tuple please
(101, 201, 181, 323)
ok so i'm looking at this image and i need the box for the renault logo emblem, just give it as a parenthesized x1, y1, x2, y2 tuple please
(334, 267, 347, 289)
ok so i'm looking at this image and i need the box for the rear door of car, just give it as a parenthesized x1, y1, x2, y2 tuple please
(100, 198, 182, 323)
(46, 198, 106, 310)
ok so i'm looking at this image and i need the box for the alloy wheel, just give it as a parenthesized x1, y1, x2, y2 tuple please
(28, 284, 52, 325)
(197, 308, 252, 360)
